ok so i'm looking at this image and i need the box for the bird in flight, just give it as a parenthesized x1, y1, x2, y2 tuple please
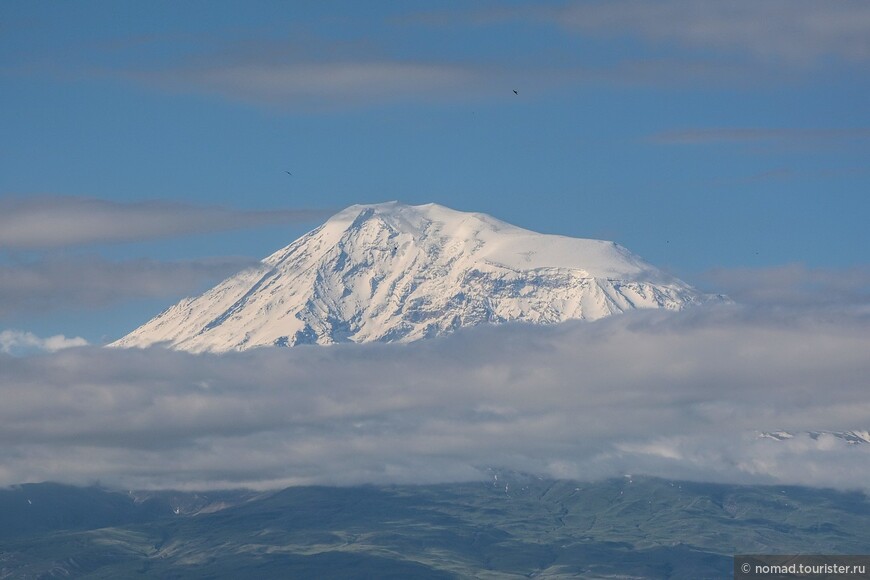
(285, 171, 292, 176)
(513, 89, 518, 95)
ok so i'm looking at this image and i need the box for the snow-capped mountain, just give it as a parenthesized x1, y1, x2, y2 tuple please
(111, 202, 721, 352)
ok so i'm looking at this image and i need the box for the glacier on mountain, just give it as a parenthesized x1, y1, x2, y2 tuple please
(111, 202, 723, 352)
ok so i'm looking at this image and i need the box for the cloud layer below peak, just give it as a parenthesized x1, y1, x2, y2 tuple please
(1, 304, 867, 491)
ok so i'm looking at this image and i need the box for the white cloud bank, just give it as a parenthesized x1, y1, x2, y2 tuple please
(0, 304, 867, 491)
(0, 330, 88, 355)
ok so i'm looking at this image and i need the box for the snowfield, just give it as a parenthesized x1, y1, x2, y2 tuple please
(111, 202, 723, 352)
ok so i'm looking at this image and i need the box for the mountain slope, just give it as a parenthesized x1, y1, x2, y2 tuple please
(112, 202, 719, 352)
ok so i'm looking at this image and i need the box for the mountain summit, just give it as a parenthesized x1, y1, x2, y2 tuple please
(112, 202, 718, 352)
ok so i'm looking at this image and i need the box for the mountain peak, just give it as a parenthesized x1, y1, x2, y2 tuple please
(318, 201, 510, 240)
(111, 202, 719, 352)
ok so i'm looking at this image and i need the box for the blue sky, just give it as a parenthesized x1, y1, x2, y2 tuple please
(1, 0, 868, 344)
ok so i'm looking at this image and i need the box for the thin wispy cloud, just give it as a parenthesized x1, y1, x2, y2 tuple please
(104, 46, 756, 108)
(18, 2, 866, 109)
(704, 264, 870, 311)
(650, 127, 870, 145)
(133, 59, 499, 109)
(553, 0, 870, 65)
(5, 25, 510, 109)
(0, 303, 867, 491)
(0, 196, 328, 249)
(0, 255, 258, 317)
(403, 1, 870, 90)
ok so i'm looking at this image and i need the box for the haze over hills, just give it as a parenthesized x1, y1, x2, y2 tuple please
(112, 202, 723, 352)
